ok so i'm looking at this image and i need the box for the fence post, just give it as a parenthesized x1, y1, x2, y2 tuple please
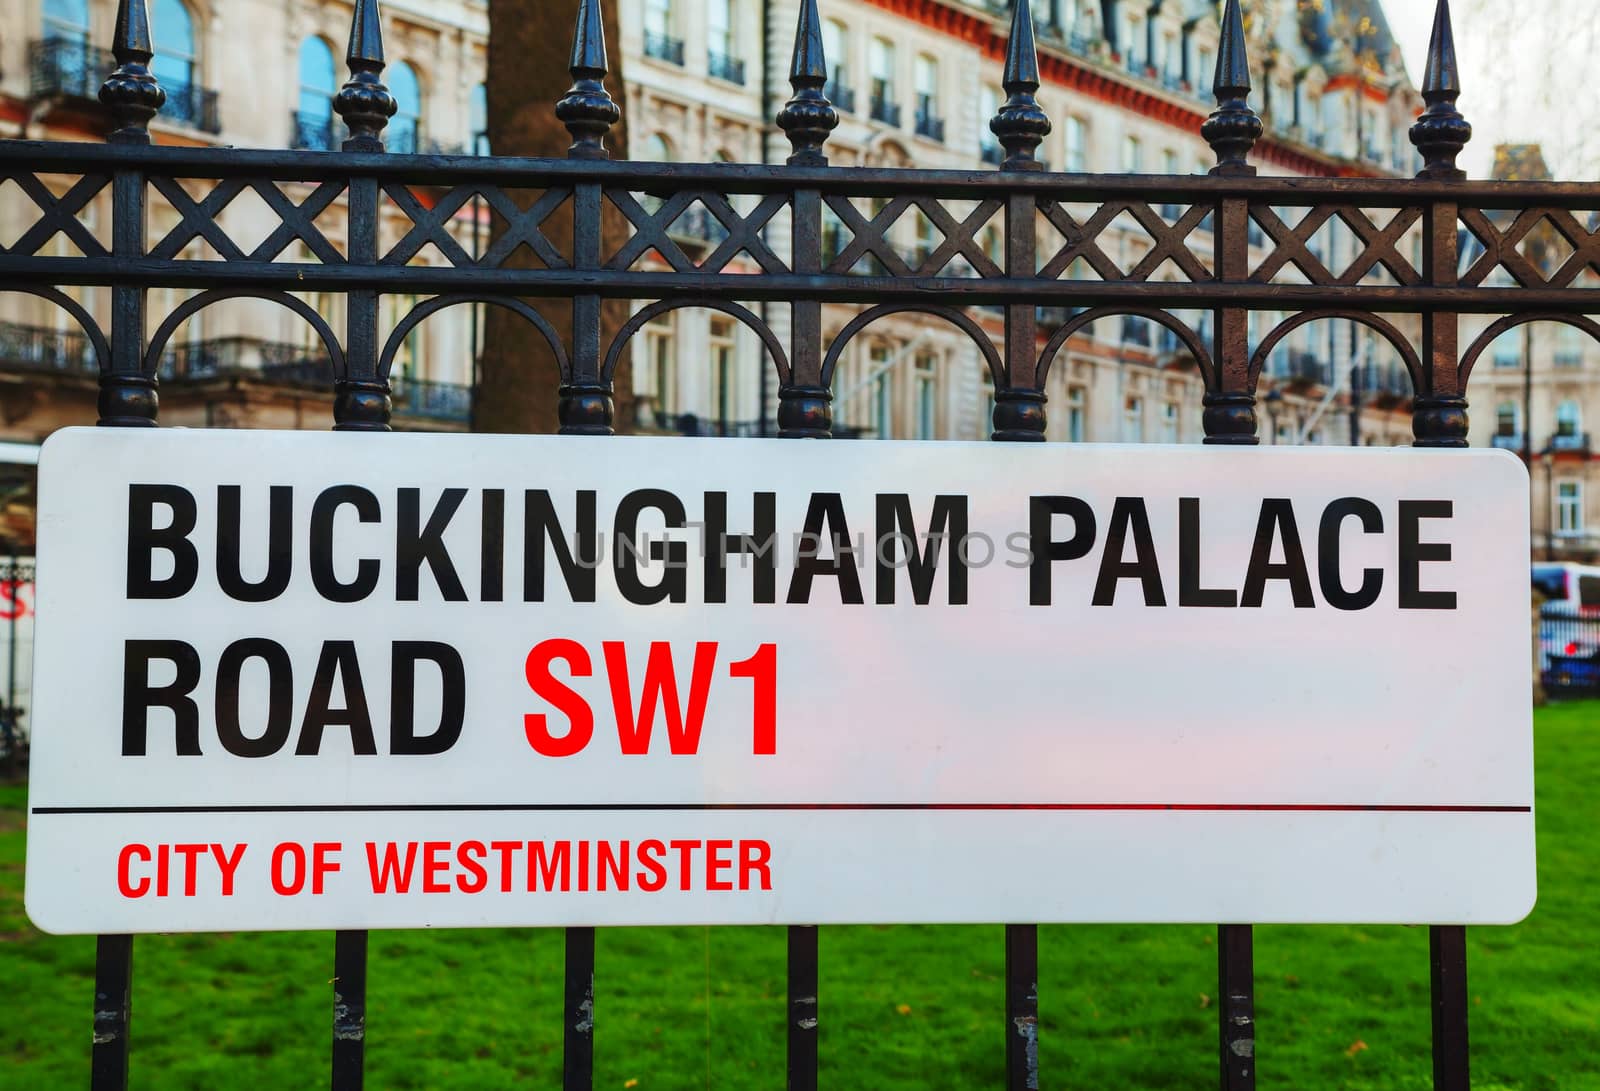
(323, 2, 397, 1086)
(1411, 3, 1473, 1087)
(87, 2, 166, 1084)
(985, 2, 1051, 1083)
(554, 2, 623, 1084)
(775, 6, 836, 1085)
(1199, 4, 1262, 1086)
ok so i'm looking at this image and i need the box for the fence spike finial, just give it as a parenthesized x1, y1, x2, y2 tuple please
(989, 0, 1051, 170)
(333, 0, 396, 152)
(776, 0, 838, 165)
(99, 0, 165, 144)
(1409, 0, 1471, 180)
(1201, 0, 1262, 175)
(556, 0, 622, 160)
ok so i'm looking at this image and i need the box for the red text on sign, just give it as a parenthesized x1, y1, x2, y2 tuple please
(523, 640, 777, 757)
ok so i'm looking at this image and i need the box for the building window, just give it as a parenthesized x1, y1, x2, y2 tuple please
(644, 314, 675, 421)
(1121, 134, 1142, 173)
(388, 62, 422, 154)
(1495, 401, 1519, 438)
(914, 353, 937, 439)
(823, 20, 851, 108)
(1064, 116, 1087, 171)
(470, 83, 489, 154)
(1557, 398, 1582, 440)
(709, 318, 735, 433)
(708, 0, 743, 83)
(913, 55, 941, 140)
(644, 0, 683, 64)
(152, 0, 197, 98)
(1491, 331, 1521, 368)
(43, 0, 88, 41)
(295, 37, 338, 149)
(1555, 325, 1584, 367)
(1557, 481, 1583, 535)
(1067, 386, 1085, 442)
(1160, 401, 1179, 443)
(867, 344, 893, 438)
(1123, 395, 1143, 442)
(979, 87, 1002, 163)
(869, 38, 897, 125)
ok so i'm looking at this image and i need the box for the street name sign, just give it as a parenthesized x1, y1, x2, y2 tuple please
(25, 429, 1535, 933)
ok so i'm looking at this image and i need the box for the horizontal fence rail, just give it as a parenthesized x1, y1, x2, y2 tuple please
(1, 0, 1589, 1087)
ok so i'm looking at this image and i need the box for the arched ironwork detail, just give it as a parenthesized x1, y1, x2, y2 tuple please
(143, 290, 346, 377)
(382, 295, 568, 380)
(0, 286, 110, 374)
(604, 298, 789, 384)
(1248, 310, 1421, 392)
(820, 304, 1003, 387)
(1459, 312, 1600, 388)
(1038, 307, 1215, 389)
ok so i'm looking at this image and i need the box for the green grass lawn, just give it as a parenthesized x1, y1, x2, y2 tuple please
(3, 702, 1597, 1090)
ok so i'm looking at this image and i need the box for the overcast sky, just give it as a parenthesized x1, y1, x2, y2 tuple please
(1383, 0, 1595, 179)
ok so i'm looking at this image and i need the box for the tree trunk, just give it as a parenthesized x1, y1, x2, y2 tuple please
(479, 0, 630, 434)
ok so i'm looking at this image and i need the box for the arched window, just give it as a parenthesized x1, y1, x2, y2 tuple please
(152, 0, 202, 126)
(469, 83, 488, 155)
(296, 37, 338, 148)
(42, 0, 88, 42)
(388, 62, 422, 154)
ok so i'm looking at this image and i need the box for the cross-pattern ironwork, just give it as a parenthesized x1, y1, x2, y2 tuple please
(0, 0, 1592, 1087)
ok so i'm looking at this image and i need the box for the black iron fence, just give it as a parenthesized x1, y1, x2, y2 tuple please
(1, 0, 1594, 1087)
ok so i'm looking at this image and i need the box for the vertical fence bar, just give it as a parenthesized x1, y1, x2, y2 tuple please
(91, 934, 134, 1090)
(563, 926, 596, 1091)
(90, 2, 164, 1084)
(331, 930, 369, 1091)
(774, 9, 834, 1086)
(1218, 925, 1255, 1091)
(1411, 4, 1474, 1084)
(985, 3, 1049, 1083)
(325, 6, 396, 1088)
(1199, 7, 1263, 1084)
(786, 925, 820, 1091)
(554, 5, 622, 1086)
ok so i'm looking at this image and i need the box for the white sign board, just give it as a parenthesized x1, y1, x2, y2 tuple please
(25, 429, 1534, 933)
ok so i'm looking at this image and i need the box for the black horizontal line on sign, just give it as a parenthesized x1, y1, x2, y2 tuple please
(31, 802, 1533, 815)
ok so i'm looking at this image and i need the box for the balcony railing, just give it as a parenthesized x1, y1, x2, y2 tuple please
(1285, 351, 1332, 386)
(824, 80, 856, 113)
(30, 39, 220, 133)
(914, 111, 945, 142)
(1357, 361, 1413, 399)
(869, 96, 901, 126)
(393, 376, 473, 422)
(980, 141, 1003, 166)
(291, 111, 339, 151)
(1554, 351, 1584, 368)
(1120, 316, 1152, 346)
(0, 321, 96, 376)
(643, 31, 685, 65)
(1491, 433, 1523, 450)
(708, 51, 745, 85)
(1551, 431, 1591, 453)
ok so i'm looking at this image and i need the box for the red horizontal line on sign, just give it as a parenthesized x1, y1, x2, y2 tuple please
(32, 802, 1533, 815)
